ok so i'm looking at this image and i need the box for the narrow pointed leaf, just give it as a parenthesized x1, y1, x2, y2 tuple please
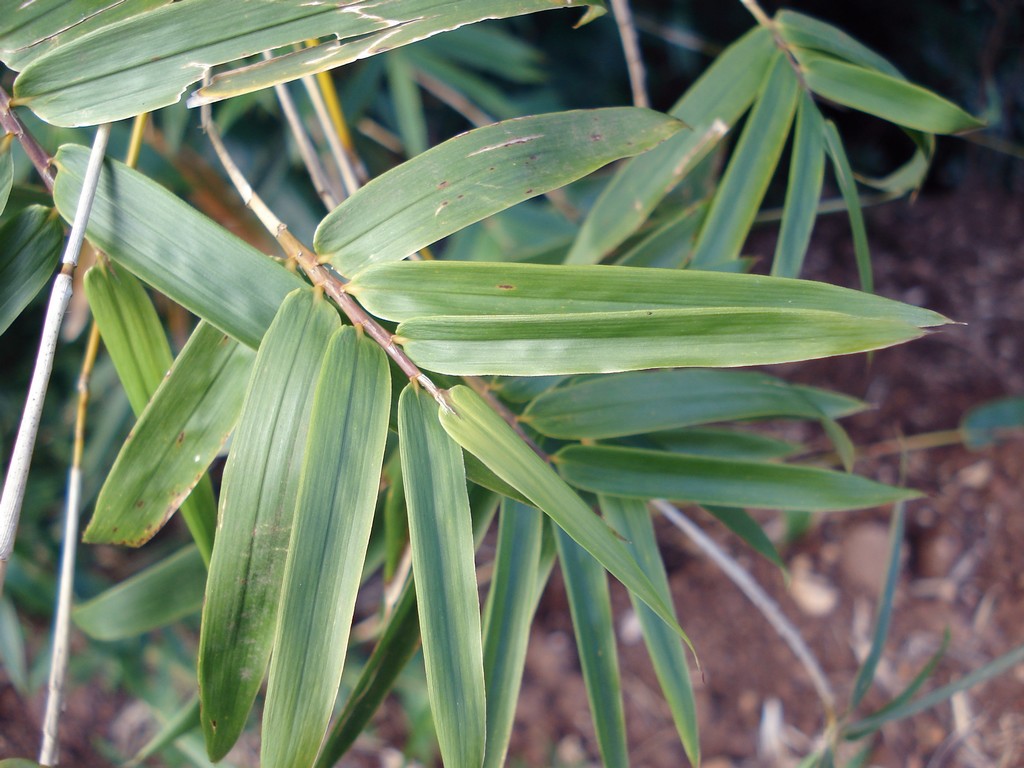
(690, 53, 800, 267)
(439, 385, 689, 643)
(522, 369, 866, 440)
(797, 50, 984, 134)
(649, 428, 800, 461)
(567, 26, 775, 263)
(262, 327, 389, 768)
(482, 500, 548, 768)
(600, 496, 699, 766)
(190, 1, 606, 108)
(556, 445, 920, 512)
(387, 51, 428, 157)
(555, 527, 628, 767)
(315, 108, 684, 276)
(15, 0, 604, 126)
(0, 206, 63, 337)
(72, 546, 205, 641)
(772, 95, 826, 278)
(397, 307, 932, 376)
(703, 506, 785, 571)
(382, 455, 407, 581)
(85, 263, 217, 560)
(53, 145, 304, 349)
(349, 261, 947, 328)
(399, 386, 485, 768)
(615, 202, 706, 269)
(199, 289, 341, 761)
(823, 121, 873, 292)
(775, 11, 903, 78)
(0, 142, 12, 214)
(84, 321, 254, 546)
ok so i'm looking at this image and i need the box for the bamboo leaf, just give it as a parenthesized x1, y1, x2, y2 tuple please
(16, 0, 605, 126)
(482, 500, 549, 768)
(348, 261, 947, 328)
(522, 369, 866, 440)
(567, 26, 776, 263)
(85, 263, 217, 561)
(690, 53, 800, 268)
(0, 597, 28, 696)
(125, 695, 201, 768)
(772, 95, 826, 278)
(615, 202, 706, 269)
(263, 327, 390, 768)
(0, 0, 171, 71)
(0, 206, 63, 337)
(556, 445, 920, 512)
(797, 50, 985, 134)
(775, 11, 903, 78)
(399, 386, 485, 768)
(191, 1, 607, 108)
(649, 428, 800, 461)
(84, 321, 254, 546)
(53, 145, 304, 349)
(199, 289, 341, 761)
(555, 526, 628, 767)
(387, 51, 428, 157)
(823, 121, 873, 292)
(0, 141, 12, 214)
(961, 397, 1024, 449)
(315, 108, 684, 276)
(600, 496, 699, 766)
(396, 307, 933, 376)
(439, 385, 689, 644)
(703, 506, 785, 571)
(72, 546, 205, 641)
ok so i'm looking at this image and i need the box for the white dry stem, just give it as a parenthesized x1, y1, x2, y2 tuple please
(266, 55, 341, 210)
(0, 123, 111, 599)
(610, 0, 649, 109)
(300, 74, 361, 197)
(651, 499, 837, 716)
(38, 466, 82, 767)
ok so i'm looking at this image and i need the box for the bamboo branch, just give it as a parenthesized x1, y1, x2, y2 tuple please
(199, 97, 452, 412)
(651, 499, 837, 720)
(610, 0, 649, 109)
(0, 85, 55, 192)
(301, 74, 361, 198)
(0, 123, 111, 599)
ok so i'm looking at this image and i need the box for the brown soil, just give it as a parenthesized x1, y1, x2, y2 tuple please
(2, 180, 1022, 767)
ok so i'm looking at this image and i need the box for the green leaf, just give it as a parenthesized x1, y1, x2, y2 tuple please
(775, 10, 903, 79)
(382, 455, 407, 581)
(53, 145, 304, 349)
(797, 50, 985, 134)
(72, 546, 205, 641)
(0, 206, 63, 337)
(124, 695, 200, 768)
(0, 759, 43, 767)
(600, 496, 699, 766)
(703, 506, 785, 571)
(190, 1, 607, 109)
(387, 51, 428, 157)
(399, 386, 485, 768)
(314, 108, 684, 276)
(199, 289, 340, 761)
(615, 202, 706, 269)
(555, 526, 628, 767)
(85, 263, 217, 561)
(263, 327, 390, 768)
(0, 0, 171, 71)
(482, 500, 549, 768)
(522, 369, 866, 440)
(555, 445, 920, 512)
(961, 397, 1024, 448)
(648, 428, 800, 461)
(396, 307, 933, 376)
(772, 95, 826, 278)
(16, 0, 604, 126)
(0, 140, 12, 214)
(690, 52, 800, 268)
(439, 385, 689, 644)
(823, 120, 873, 292)
(84, 321, 254, 546)
(349, 261, 946, 328)
(567, 25, 775, 263)
(849, 502, 905, 710)
(0, 597, 28, 696)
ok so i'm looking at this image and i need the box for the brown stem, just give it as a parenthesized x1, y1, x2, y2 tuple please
(0, 85, 55, 192)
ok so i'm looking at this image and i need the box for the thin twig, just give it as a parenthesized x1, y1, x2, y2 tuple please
(415, 70, 494, 127)
(0, 85, 55, 191)
(738, 0, 774, 29)
(0, 123, 111, 599)
(199, 97, 452, 413)
(300, 74, 361, 197)
(651, 499, 837, 719)
(270, 72, 342, 209)
(38, 322, 101, 767)
(610, 0, 649, 109)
